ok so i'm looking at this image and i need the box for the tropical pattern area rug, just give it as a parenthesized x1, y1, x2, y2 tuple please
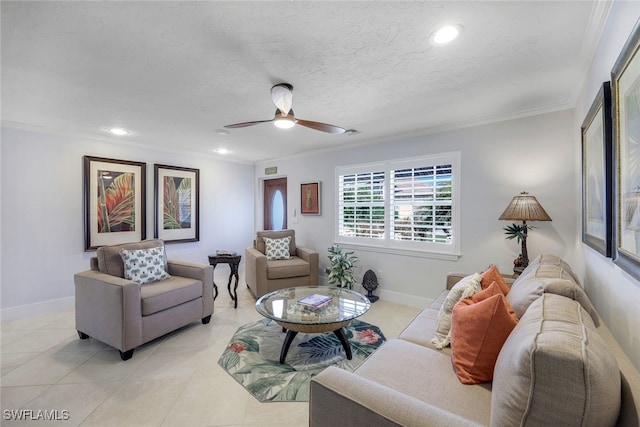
(218, 318, 386, 402)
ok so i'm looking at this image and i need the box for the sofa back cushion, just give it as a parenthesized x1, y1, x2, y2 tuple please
(255, 230, 296, 257)
(522, 253, 580, 282)
(507, 270, 599, 326)
(96, 239, 166, 278)
(491, 294, 620, 427)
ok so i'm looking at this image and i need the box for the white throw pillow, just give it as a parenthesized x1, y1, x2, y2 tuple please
(263, 236, 292, 261)
(431, 272, 482, 349)
(120, 246, 171, 285)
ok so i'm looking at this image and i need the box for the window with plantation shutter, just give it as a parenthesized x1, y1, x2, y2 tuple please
(335, 152, 460, 259)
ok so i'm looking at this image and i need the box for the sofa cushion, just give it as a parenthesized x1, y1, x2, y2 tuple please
(96, 239, 167, 278)
(120, 247, 171, 285)
(431, 273, 482, 349)
(491, 294, 620, 427)
(266, 256, 310, 279)
(398, 292, 452, 355)
(263, 236, 292, 260)
(140, 276, 203, 316)
(481, 265, 510, 295)
(507, 274, 600, 326)
(354, 338, 493, 426)
(451, 282, 518, 385)
(256, 229, 296, 256)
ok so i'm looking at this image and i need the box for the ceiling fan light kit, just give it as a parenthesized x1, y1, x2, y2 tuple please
(224, 83, 347, 134)
(430, 24, 463, 46)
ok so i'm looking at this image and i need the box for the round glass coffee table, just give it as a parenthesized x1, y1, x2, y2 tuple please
(255, 286, 371, 364)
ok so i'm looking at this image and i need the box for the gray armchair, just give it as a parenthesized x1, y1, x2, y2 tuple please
(245, 229, 319, 298)
(74, 239, 214, 360)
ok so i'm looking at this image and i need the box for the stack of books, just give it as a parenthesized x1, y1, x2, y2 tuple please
(216, 250, 236, 256)
(298, 294, 333, 309)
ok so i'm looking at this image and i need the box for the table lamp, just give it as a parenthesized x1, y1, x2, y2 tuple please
(499, 192, 552, 272)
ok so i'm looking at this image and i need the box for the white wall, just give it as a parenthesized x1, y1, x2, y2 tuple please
(255, 109, 576, 307)
(573, 1, 640, 370)
(1, 127, 255, 319)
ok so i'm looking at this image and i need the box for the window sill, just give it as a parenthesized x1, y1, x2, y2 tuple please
(335, 242, 461, 261)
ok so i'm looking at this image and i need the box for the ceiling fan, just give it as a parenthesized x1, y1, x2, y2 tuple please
(224, 83, 347, 134)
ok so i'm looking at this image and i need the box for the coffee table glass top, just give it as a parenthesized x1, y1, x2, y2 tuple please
(255, 286, 371, 326)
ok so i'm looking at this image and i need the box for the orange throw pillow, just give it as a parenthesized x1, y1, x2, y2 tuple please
(450, 286, 519, 385)
(481, 265, 510, 295)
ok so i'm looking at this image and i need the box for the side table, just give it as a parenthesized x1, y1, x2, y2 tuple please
(208, 254, 241, 308)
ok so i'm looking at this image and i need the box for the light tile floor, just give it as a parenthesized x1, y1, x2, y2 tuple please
(1, 279, 421, 426)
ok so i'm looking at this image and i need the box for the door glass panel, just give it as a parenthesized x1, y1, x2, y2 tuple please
(271, 190, 285, 230)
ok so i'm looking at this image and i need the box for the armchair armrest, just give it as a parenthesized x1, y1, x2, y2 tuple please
(245, 247, 267, 296)
(310, 367, 481, 426)
(296, 247, 319, 286)
(73, 270, 142, 351)
(167, 260, 214, 316)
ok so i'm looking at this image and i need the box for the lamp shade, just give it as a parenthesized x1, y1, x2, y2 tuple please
(499, 192, 552, 222)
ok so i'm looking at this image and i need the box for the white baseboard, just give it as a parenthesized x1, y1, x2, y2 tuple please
(1, 296, 75, 323)
(376, 288, 431, 308)
(319, 274, 431, 309)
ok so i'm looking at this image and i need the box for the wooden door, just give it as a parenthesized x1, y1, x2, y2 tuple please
(263, 178, 287, 230)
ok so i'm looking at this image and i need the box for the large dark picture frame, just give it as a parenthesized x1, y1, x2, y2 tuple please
(154, 164, 200, 243)
(612, 18, 640, 280)
(83, 156, 146, 251)
(581, 82, 613, 257)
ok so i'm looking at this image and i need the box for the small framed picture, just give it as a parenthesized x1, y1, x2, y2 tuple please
(83, 156, 146, 251)
(301, 182, 321, 215)
(154, 164, 200, 243)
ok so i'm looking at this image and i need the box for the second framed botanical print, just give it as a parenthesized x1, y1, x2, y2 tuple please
(154, 164, 200, 243)
(582, 82, 613, 257)
(612, 18, 640, 280)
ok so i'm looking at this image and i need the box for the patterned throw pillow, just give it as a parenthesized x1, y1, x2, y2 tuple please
(263, 236, 291, 261)
(120, 246, 170, 285)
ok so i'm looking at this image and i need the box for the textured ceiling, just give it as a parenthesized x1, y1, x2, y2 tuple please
(1, 1, 607, 163)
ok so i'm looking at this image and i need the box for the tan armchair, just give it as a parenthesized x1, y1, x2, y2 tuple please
(74, 239, 214, 360)
(245, 229, 319, 298)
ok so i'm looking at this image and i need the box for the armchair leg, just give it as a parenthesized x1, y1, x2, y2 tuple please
(119, 349, 134, 361)
(77, 331, 89, 340)
(202, 315, 212, 324)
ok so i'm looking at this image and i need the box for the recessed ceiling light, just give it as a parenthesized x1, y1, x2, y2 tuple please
(215, 148, 230, 155)
(430, 25, 463, 46)
(108, 127, 130, 136)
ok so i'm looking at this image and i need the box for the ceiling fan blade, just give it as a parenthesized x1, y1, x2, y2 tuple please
(296, 119, 346, 134)
(224, 119, 273, 129)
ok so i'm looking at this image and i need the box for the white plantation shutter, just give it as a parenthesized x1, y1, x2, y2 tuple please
(335, 152, 460, 258)
(337, 165, 385, 239)
(390, 164, 453, 244)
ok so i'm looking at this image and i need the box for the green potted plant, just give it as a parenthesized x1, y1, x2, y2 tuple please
(325, 245, 358, 289)
(503, 222, 531, 274)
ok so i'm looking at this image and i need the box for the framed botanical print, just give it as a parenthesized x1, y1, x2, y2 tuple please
(154, 164, 199, 243)
(83, 156, 146, 251)
(612, 18, 640, 280)
(301, 182, 320, 215)
(581, 82, 613, 257)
